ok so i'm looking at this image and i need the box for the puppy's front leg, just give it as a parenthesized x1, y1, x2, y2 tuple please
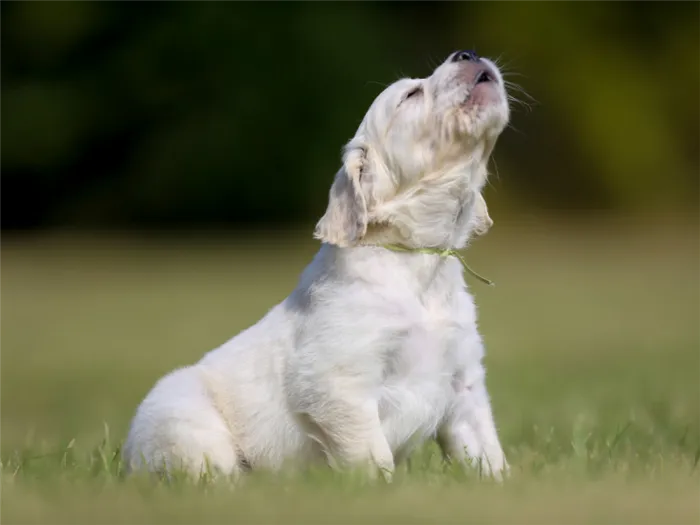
(304, 397, 395, 482)
(437, 369, 508, 480)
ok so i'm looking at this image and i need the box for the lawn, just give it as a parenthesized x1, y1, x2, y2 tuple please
(2, 214, 699, 524)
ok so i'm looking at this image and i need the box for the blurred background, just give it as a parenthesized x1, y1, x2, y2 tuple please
(2, 1, 698, 230)
(1, 1, 698, 464)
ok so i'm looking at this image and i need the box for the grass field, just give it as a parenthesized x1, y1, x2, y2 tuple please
(2, 214, 699, 524)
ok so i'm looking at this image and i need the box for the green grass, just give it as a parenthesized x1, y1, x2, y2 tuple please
(2, 214, 699, 524)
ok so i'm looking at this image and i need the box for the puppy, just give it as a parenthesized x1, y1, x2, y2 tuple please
(122, 50, 510, 482)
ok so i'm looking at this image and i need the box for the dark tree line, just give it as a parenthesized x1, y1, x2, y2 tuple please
(2, 2, 698, 230)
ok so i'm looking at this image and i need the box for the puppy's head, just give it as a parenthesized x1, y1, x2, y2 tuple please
(315, 50, 509, 248)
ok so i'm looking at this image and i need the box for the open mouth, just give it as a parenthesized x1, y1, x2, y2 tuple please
(475, 70, 493, 84)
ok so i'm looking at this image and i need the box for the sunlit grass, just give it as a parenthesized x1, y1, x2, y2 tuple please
(2, 214, 699, 524)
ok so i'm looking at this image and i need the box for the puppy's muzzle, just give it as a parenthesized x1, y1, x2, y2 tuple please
(451, 49, 497, 87)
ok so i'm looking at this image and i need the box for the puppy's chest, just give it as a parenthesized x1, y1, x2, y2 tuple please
(377, 297, 474, 449)
(383, 296, 473, 403)
(418, 286, 475, 351)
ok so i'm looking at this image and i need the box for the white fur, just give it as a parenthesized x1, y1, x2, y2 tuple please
(122, 51, 510, 482)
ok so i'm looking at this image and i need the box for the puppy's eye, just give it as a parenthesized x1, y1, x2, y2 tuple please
(402, 87, 422, 103)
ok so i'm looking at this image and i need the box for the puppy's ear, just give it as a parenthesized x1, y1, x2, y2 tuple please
(470, 192, 493, 237)
(314, 143, 370, 247)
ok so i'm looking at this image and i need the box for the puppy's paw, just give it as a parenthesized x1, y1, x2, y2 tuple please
(477, 450, 509, 483)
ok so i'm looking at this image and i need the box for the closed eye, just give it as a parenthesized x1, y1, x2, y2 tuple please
(401, 86, 423, 104)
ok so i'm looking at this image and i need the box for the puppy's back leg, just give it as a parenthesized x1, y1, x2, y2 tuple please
(122, 367, 242, 481)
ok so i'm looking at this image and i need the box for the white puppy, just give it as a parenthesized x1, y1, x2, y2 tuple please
(122, 50, 510, 482)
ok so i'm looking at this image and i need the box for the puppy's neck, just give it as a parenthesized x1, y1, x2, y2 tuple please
(362, 158, 488, 251)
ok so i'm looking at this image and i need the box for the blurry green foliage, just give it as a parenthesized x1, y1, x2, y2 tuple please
(464, 2, 700, 212)
(1, 1, 698, 229)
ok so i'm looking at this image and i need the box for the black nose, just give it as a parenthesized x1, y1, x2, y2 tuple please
(451, 50, 479, 63)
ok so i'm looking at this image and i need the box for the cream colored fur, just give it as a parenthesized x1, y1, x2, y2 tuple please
(122, 51, 510, 482)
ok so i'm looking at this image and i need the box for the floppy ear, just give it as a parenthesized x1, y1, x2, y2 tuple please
(470, 192, 493, 237)
(313, 144, 370, 247)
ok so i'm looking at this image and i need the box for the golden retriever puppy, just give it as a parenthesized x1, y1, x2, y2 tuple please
(123, 50, 510, 482)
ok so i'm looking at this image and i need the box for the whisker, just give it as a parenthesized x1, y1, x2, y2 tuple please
(506, 122, 526, 136)
(502, 71, 528, 79)
(426, 53, 440, 71)
(493, 55, 515, 74)
(491, 53, 505, 69)
(507, 94, 535, 113)
(488, 156, 501, 184)
(490, 55, 539, 109)
(503, 79, 529, 90)
(504, 82, 539, 105)
(365, 80, 391, 90)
